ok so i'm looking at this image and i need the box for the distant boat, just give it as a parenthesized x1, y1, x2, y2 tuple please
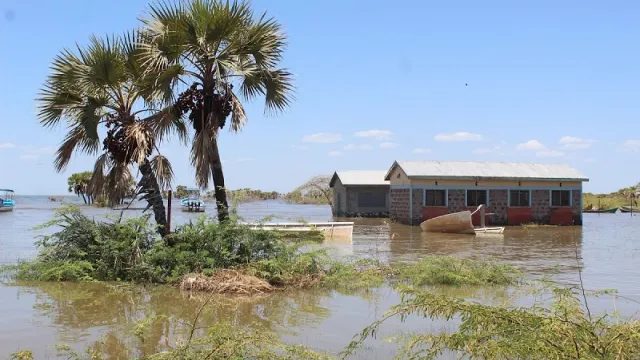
(583, 207, 618, 214)
(248, 221, 354, 239)
(180, 187, 206, 212)
(0, 189, 15, 212)
(619, 206, 638, 213)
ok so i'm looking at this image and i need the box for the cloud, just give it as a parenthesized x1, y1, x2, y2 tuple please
(380, 142, 399, 149)
(412, 148, 431, 154)
(536, 150, 564, 158)
(0, 142, 16, 149)
(19, 154, 39, 161)
(473, 145, 503, 154)
(302, 133, 342, 143)
(354, 129, 392, 139)
(344, 144, 373, 151)
(434, 132, 483, 142)
(559, 136, 595, 150)
(516, 140, 546, 151)
(328, 151, 341, 157)
(620, 140, 640, 152)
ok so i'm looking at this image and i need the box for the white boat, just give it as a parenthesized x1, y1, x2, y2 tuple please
(180, 188, 206, 212)
(420, 211, 475, 234)
(0, 189, 15, 212)
(248, 221, 354, 239)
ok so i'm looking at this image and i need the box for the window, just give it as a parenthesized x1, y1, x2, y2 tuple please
(425, 190, 446, 206)
(510, 190, 530, 207)
(551, 190, 571, 207)
(466, 190, 487, 207)
(357, 191, 386, 207)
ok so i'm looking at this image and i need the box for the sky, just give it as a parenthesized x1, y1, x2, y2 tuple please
(1, 0, 639, 195)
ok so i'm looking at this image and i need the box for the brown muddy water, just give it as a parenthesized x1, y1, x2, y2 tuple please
(1, 196, 640, 359)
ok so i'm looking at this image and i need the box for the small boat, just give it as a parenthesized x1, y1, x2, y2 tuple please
(474, 227, 505, 234)
(181, 197, 206, 212)
(583, 207, 618, 214)
(248, 221, 354, 239)
(0, 189, 16, 212)
(619, 206, 638, 213)
(420, 211, 476, 234)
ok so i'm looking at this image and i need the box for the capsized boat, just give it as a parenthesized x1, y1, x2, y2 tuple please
(0, 189, 15, 212)
(420, 211, 475, 234)
(247, 221, 354, 239)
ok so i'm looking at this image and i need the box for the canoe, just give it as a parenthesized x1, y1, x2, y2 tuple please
(619, 206, 638, 213)
(583, 207, 618, 214)
(420, 211, 475, 235)
(248, 221, 354, 239)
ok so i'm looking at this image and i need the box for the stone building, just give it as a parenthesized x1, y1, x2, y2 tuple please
(329, 171, 390, 217)
(384, 160, 589, 226)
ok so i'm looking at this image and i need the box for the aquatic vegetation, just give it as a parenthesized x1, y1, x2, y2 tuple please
(180, 270, 273, 295)
(393, 256, 522, 286)
(343, 284, 640, 359)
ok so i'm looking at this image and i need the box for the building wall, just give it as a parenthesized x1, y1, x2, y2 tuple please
(345, 186, 389, 217)
(331, 179, 347, 216)
(389, 181, 584, 226)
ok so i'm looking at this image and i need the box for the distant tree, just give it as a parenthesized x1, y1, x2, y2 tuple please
(285, 175, 332, 208)
(174, 185, 189, 199)
(67, 172, 94, 204)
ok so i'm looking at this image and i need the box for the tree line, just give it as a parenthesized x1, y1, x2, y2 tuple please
(38, 0, 293, 238)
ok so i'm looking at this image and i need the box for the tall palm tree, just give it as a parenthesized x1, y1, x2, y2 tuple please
(37, 32, 186, 237)
(140, 0, 294, 221)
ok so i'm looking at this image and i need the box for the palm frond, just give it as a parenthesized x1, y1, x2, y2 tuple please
(53, 124, 101, 172)
(190, 128, 215, 188)
(36, 82, 84, 128)
(124, 121, 155, 165)
(147, 105, 188, 144)
(89, 153, 111, 195)
(228, 90, 247, 132)
(262, 68, 294, 114)
(150, 154, 174, 190)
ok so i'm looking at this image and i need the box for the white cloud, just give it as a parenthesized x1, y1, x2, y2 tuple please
(328, 151, 341, 157)
(434, 132, 483, 142)
(379, 142, 398, 149)
(473, 145, 503, 154)
(536, 150, 564, 158)
(19, 154, 39, 161)
(412, 148, 431, 154)
(620, 140, 640, 152)
(354, 129, 392, 139)
(516, 140, 546, 151)
(344, 144, 373, 151)
(0, 142, 16, 149)
(302, 133, 342, 143)
(291, 145, 308, 150)
(559, 136, 595, 150)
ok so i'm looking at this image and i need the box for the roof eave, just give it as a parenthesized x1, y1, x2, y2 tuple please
(406, 175, 589, 182)
(384, 161, 400, 181)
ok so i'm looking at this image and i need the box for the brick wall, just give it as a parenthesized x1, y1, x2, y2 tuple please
(572, 189, 582, 225)
(489, 190, 508, 225)
(531, 190, 550, 223)
(390, 188, 410, 224)
(411, 188, 423, 224)
(448, 190, 466, 213)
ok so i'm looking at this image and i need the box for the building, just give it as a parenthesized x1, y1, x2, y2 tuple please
(384, 160, 589, 226)
(329, 171, 390, 217)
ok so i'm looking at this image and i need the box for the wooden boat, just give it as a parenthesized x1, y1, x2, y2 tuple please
(248, 221, 354, 239)
(420, 211, 475, 234)
(583, 207, 618, 214)
(0, 189, 15, 212)
(619, 206, 638, 213)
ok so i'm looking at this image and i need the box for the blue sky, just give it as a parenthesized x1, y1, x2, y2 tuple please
(1, 0, 639, 195)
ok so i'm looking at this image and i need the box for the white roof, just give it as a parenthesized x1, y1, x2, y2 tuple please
(330, 171, 389, 187)
(384, 161, 589, 182)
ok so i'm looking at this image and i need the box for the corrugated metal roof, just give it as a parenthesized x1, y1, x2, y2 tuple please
(384, 161, 589, 181)
(330, 171, 389, 187)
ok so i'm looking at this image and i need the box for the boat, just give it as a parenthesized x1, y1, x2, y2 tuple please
(419, 205, 505, 235)
(583, 207, 618, 214)
(0, 189, 16, 212)
(248, 221, 354, 239)
(180, 188, 206, 212)
(619, 206, 638, 213)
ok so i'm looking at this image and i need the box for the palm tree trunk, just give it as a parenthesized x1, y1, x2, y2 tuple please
(81, 192, 87, 204)
(210, 139, 229, 222)
(138, 158, 168, 238)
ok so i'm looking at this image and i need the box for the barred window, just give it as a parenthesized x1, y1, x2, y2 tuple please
(509, 190, 530, 207)
(425, 190, 446, 206)
(551, 190, 570, 207)
(466, 190, 487, 207)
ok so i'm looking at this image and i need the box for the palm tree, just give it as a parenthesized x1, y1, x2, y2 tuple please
(67, 171, 93, 204)
(37, 32, 186, 237)
(140, 0, 294, 221)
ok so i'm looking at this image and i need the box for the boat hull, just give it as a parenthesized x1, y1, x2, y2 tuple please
(0, 206, 14, 212)
(248, 222, 354, 239)
(583, 207, 618, 214)
(420, 211, 475, 234)
(181, 206, 206, 212)
(620, 206, 638, 213)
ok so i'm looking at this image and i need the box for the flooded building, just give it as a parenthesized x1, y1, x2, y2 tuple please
(329, 171, 390, 217)
(384, 160, 589, 226)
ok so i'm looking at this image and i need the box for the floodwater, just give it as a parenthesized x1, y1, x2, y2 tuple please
(1, 196, 640, 359)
